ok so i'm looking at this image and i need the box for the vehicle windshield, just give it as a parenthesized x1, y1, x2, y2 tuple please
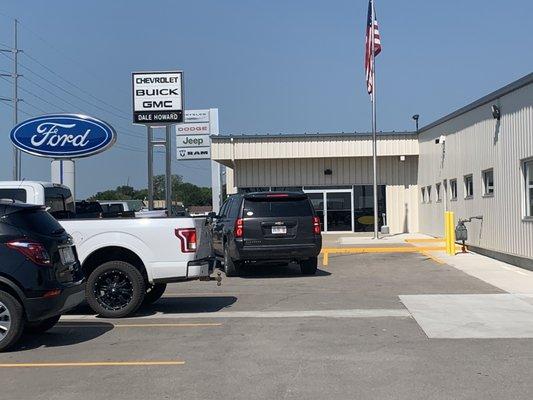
(243, 198, 313, 218)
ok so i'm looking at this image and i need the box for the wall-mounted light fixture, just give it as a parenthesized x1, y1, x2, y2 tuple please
(435, 135, 446, 144)
(324, 169, 332, 176)
(491, 104, 501, 120)
(399, 155, 406, 162)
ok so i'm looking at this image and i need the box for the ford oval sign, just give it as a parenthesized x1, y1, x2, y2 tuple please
(10, 114, 116, 158)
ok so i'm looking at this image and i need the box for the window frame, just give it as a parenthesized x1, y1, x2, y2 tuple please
(524, 159, 533, 220)
(436, 182, 442, 203)
(449, 179, 457, 201)
(482, 168, 494, 197)
(464, 174, 474, 199)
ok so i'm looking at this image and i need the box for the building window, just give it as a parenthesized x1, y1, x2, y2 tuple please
(450, 179, 457, 201)
(525, 160, 533, 218)
(482, 169, 494, 196)
(427, 186, 432, 203)
(464, 175, 473, 199)
(436, 182, 442, 202)
(421, 187, 426, 203)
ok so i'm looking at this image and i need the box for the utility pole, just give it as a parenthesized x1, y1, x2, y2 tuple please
(13, 19, 20, 180)
(0, 19, 21, 180)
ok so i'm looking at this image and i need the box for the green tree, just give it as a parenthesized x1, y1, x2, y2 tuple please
(88, 174, 212, 207)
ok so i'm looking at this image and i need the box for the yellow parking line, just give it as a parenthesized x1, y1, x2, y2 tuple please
(321, 246, 447, 253)
(55, 322, 222, 328)
(419, 251, 445, 264)
(0, 360, 185, 368)
(404, 238, 444, 243)
(320, 245, 456, 266)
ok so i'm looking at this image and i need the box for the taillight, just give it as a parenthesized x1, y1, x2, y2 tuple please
(6, 240, 51, 266)
(312, 217, 321, 235)
(234, 218, 244, 238)
(175, 228, 197, 253)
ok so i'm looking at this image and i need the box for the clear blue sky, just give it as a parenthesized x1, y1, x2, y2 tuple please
(0, 0, 531, 198)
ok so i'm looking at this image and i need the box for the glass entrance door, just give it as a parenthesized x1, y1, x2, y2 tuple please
(325, 191, 353, 231)
(305, 189, 354, 232)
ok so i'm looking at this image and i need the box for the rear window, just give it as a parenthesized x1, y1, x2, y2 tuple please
(77, 202, 103, 214)
(45, 187, 75, 217)
(4, 209, 65, 235)
(104, 204, 125, 213)
(243, 198, 313, 218)
(0, 188, 27, 202)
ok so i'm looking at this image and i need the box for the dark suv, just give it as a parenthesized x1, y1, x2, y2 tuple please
(212, 192, 322, 276)
(0, 201, 85, 351)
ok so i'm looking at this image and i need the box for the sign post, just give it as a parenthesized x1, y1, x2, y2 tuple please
(133, 71, 184, 216)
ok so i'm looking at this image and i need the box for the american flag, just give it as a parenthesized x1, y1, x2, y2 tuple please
(365, 0, 381, 95)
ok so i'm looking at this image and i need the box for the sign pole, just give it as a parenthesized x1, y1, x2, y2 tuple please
(147, 126, 154, 210)
(165, 125, 173, 217)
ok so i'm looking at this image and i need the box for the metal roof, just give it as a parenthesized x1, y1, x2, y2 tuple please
(419, 72, 533, 133)
(211, 131, 416, 141)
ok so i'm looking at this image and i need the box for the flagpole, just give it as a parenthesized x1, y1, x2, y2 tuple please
(371, 0, 379, 239)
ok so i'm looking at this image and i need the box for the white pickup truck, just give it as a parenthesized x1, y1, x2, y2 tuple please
(0, 181, 215, 318)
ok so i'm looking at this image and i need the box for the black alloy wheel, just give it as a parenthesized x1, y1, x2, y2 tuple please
(94, 269, 134, 311)
(86, 261, 145, 318)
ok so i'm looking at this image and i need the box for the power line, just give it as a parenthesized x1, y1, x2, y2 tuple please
(21, 99, 50, 115)
(1, 37, 147, 143)
(22, 51, 128, 115)
(18, 60, 131, 122)
(17, 21, 131, 98)
(15, 74, 145, 140)
(0, 98, 32, 117)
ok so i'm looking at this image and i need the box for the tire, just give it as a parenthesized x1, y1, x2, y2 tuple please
(300, 257, 318, 275)
(143, 283, 167, 305)
(223, 245, 241, 277)
(25, 315, 61, 334)
(86, 261, 146, 318)
(0, 291, 24, 352)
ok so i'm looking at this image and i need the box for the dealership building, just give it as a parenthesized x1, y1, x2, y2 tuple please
(211, 73, 533, 266)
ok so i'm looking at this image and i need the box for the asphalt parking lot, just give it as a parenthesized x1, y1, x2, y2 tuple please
(2, 252, 533, 400)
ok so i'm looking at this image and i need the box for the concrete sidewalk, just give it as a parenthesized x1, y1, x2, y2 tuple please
(430, 250, 533, 294)
(322, 232, 436, 248)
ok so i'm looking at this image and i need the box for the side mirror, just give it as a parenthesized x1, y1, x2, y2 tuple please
(207, 212, 218, 219)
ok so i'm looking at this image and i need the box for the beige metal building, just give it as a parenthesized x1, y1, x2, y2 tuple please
(211, 72, 533, 266)
(211, 133, 419, 234)
(418, 73, 533, 267)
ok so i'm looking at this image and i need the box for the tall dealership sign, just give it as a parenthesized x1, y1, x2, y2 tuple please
(176, 109, 221, 210)
(9, 114, 117, 198)
(132, 70, 184, 214)
(132, 71, 184, 124)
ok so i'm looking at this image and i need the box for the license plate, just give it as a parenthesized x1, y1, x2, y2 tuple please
(271, 226, 287, 234)
(59, 246, 76, 264)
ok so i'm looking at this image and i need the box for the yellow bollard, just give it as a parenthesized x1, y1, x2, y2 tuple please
(448, 211, 455, 255)
(445, 211, 456, 255)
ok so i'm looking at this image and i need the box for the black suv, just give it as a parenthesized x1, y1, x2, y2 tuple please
(0, 201, 85, 351)
(212, 192, 322, 276)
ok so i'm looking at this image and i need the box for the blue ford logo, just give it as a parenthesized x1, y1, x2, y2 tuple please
(10, 114, 116, 158)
